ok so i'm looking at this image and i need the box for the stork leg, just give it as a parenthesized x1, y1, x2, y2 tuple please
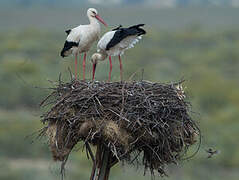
(118, 55, 123, 81)
(83, 53, 87, 81)
(74, 53, 78, 80)
(92, 62, 97, 81)
(78, 54, 81, 80)
(108, 56, 112, 82)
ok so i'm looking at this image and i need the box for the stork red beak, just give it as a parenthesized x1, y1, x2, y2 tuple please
(95, 15, 108, 27)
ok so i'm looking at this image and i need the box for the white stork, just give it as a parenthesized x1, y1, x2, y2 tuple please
(60, 8, 107, 80)
(91, 24, 146, 81)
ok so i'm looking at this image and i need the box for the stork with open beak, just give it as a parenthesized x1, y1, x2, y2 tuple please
(91, 24, 146, 81)
(60, 8, 107, 80)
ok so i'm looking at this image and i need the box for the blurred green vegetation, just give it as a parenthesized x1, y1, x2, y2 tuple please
(1, 8, 239, 180)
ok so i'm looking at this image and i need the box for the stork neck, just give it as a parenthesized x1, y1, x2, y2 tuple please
(88, 16, 100, 26)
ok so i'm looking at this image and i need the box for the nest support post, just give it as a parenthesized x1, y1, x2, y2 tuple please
(90, 143, 114, 180)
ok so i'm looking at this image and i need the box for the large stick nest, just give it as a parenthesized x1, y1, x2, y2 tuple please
(40, 80, 200, 176)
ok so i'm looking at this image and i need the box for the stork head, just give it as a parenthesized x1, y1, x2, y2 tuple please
(91, 52, 107, 80)
(87, 8, 108, 27)
(91, 53, 107, 64)
(91, 53, 100, 65)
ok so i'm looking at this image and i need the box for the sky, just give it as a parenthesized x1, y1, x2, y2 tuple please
(1, 0, 239, 7)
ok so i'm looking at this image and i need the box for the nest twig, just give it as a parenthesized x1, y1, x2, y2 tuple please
(40, 79, 200, 177)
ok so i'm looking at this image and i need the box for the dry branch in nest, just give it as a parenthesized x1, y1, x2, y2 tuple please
(40, 79, 200, 178)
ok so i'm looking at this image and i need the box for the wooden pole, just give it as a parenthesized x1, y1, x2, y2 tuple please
(98, 148, 110, 180)
(90, 143, 114, 180)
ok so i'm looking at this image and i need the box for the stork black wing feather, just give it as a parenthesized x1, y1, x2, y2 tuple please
(128, 24, 146, 36)
(60, 41, 79, 57)
(65, 29, 71, 35)
(111, 25, 122, 31)
(106, 24, 146, 50)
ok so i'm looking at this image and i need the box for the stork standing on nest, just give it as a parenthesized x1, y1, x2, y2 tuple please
(91, 24, 146, 81)
(60, 8, 107, 80)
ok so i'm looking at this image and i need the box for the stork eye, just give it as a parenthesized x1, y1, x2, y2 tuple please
(90, 10, 97, 17)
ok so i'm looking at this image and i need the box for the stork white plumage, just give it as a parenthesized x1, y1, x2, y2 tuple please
(91, 24, 146, 81)
(60, 8, 107, 80)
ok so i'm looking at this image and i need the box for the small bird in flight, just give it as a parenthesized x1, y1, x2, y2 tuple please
(205, 148, 220, 158)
